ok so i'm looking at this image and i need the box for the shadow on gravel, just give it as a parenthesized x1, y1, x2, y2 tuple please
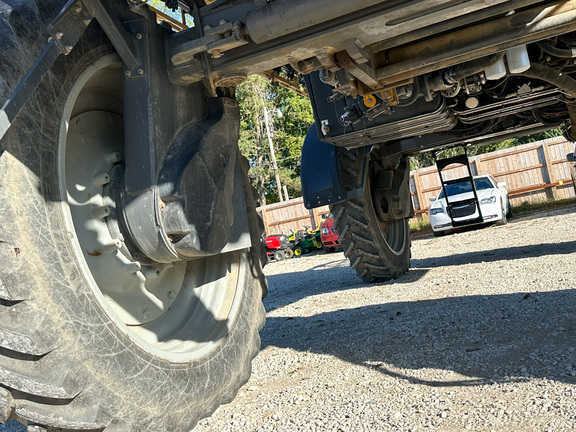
(264, 257, 429, 312)
(261, 289, 576, 387)
(412, 240, 576, 269)
(265, 240, 576, 312)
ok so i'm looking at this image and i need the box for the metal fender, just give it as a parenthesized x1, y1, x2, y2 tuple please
(300, 123, 346, 209)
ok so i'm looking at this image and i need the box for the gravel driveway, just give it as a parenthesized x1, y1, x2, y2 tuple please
(2, 206, 576, 432)
(196, 205, 576, 432)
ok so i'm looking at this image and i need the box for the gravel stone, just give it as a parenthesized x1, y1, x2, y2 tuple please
(1, 206, 575, 432)
(195, 206, 576, 432)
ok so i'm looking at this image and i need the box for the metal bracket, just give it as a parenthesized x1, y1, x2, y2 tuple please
(87, 0, 143, 75)
(1, 0, 93, 142)
(170, 20, 248, 65)
(48, 1, 93, 55)
(335, 51, 380, 92)
(49, 0, 144, 75)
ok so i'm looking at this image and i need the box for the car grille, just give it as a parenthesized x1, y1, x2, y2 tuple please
(450, 201, 477, 218)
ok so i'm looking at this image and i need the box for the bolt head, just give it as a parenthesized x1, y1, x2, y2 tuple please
(136, 33, 143, 39)
(137, 68, 144, 75)
(55, 32, 64, 39)
(125, 70, 132, 77)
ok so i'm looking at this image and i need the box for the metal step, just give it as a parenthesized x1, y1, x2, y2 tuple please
(434, 148, 483, 228)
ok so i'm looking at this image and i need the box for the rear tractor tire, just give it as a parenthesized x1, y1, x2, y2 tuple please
(0, 14, 266, 432)
(331, 148, 411, 282)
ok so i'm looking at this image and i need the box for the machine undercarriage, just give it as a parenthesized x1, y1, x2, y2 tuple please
(1, 0, 576, 430)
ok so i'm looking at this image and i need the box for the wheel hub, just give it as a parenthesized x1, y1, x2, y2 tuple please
(58, 52, 245, 361)
(65, 111, 186, 325)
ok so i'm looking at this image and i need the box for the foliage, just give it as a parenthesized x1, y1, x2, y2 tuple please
(508, 196, 576, 216)
(236, 75, 313, 205)
(408, 217, 431, 233)
(146, 1, 194, 27)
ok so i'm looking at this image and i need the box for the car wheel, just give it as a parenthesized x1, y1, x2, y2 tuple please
(496, 199, 508, 225)
(506, 197, 513, 218)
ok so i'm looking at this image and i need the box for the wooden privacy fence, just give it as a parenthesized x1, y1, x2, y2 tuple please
(257, 137, 576, 234)
(411, 136, 576, 213)
(257, 198, 330, 236)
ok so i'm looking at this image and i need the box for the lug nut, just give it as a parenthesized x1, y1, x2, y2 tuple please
(103, 240, 122, 253)
(105, 151, 122, 164)
(92, 206, 110, 219)
(94, 173, 110, 186)
(142, 268, 161, 280)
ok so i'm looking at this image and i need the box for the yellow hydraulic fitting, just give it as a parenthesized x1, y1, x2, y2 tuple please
(363, 94, 377, 108)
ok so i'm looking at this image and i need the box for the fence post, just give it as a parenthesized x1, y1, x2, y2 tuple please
(260, 206, 270, 236)
(412, 170, 425, 212)
(541, 140, 555, 200)
(310, 208, 319, 230)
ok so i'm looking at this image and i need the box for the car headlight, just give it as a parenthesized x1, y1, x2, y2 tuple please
(429, 207, 445, 215)
(480, 196, 497, 204)
(321, 228, 329, 235)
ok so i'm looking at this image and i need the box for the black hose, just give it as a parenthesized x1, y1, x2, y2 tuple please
(396, 79, 421, 106)
(537, 40, 576, 59)
(511, 62, 576, 97)
(445, 52, 506, 84)
(512, 62, 576, 140)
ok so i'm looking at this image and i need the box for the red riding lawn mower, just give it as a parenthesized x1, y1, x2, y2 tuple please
(263, 234, 294, 262)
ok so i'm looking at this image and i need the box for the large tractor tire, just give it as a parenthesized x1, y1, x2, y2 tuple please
(331, 148, 411, 282)
(0, 5, 266, 431)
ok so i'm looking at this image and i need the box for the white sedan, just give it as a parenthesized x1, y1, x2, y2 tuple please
(428, 174, 511, 236)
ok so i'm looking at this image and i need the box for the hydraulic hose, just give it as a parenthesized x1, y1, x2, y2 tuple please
(512, 62, 576, 140)
(537, 40, 576, 58)
(444, 52, 506, 84)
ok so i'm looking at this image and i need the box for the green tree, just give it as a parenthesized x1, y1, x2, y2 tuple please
(236, 75, 313, 205)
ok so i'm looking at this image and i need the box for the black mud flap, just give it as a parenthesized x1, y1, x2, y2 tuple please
(435, 150, 483, 227)
(301, 123, 346, 209)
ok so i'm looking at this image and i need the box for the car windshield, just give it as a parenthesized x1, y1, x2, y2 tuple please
(438, 177, 494, 199)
